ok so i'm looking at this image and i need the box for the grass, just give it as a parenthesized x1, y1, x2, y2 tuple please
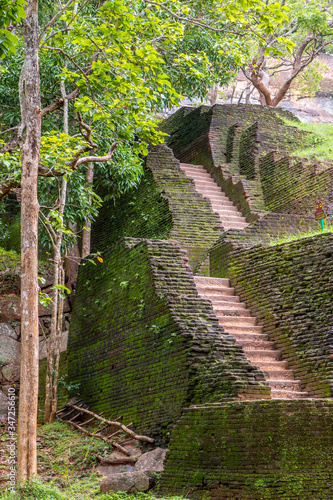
(283, 119, 333, 162)
(268, 224, 333, 247)
(0, 421, 188, 500)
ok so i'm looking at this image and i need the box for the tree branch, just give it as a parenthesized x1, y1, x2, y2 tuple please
(73, 142, 118, 169)
(39, 0, 75, 42)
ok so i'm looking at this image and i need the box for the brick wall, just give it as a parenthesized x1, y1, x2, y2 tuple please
(223, 234, 333, 397)
(161, 104, 333, 221)
(92, 145, 222, 270)
(210, 213, 319, 278)
(160, 400, 333, 499)
(68, 238, 269, 440)
(259, 152, 333, 217)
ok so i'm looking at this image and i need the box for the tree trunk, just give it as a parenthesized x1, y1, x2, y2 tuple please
(81, 163, 94, 258)
(44, 246, 60, 423)
(17, 0, 41, 485)
(208, 83, 219, 106)
(65, 222, 81, 291)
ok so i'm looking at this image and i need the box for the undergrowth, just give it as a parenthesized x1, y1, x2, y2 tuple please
(1, 479, 187, 499)
(0, 421, 188, 500)
(283, 119, 333, 162)
(268, 224, 333, 246)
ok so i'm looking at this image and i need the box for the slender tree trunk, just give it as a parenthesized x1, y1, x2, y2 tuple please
(81, 163, 94, 258)
(17, 0, 41, 485)
(208, 83, 219, 106)
(44, 78, 68, 423)
(65, 222, 81, 291)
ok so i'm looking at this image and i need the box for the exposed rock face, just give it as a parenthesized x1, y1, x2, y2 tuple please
(99, 448, 168, 493)
(134, 447, 168, 472)
(100, 471, 153, 493)
(0, 389, 8, 418)
(0, 298, 21, 323)
(0, 333, 20, 368)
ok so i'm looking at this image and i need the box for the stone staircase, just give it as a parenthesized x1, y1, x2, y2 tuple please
(179, 163, 249, 230)
(194, 276, 308, 399)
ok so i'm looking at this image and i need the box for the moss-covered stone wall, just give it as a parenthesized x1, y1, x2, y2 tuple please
(161, 104, 333, 220)
(68, 238, 269, 440)
(210, 213, 318, 278)
(259, 152, 333, 216)
(160, 400, 333, 499)
(215, 234, 333, 397)
(92, 145, 222, 270)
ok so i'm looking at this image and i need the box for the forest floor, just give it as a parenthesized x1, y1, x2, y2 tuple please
(0, 420, 184, 500)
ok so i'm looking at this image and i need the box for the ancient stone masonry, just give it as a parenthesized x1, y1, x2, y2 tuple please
(160, 400, 333, 500)
(161, 104, 333, 221)
(259, 152, 333, 216)
(92, 145, 223, 270)
(210, 213, 319, 278)
(67, 104, 333, 499)
(68, 238, 269, 439)
(223, 234, 333, 398)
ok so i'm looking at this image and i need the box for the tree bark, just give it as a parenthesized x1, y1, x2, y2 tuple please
(45, 77, 68, 423)
(17, 0, 41, 485)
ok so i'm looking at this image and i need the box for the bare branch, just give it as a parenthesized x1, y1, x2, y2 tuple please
(0, 126, 19, 136)
(78, 112, 97, 148)
(73, 142, 118, 169)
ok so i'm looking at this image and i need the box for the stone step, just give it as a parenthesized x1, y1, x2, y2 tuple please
(223, 222, 248, 230)
(202, 195, 235, 205)
(217, 214, 247, 223)
(238, 340, 275, 350)
(215, 308, 251, 318)
(223, 325, 264, 334)
(267, 379, 301, 391)
(202, 294, 241, 304)
(271, 389, 308, 399)
(180, 169, 209, 177)
(211, 209, 242, 216)
(197, 286, 236, 296)
(194, 277, 230, 286)
(218, 316, 257, 326)
(253, 360, 289, 370)
(193, 183, 225, 192)
(230, 332, 269, 342)
(262, 369, 295, 381)
(209, 302, 248, 312)
(179, 163, 207, 172)
(213, 206, 245, 214)
(244, 349, 282, 362)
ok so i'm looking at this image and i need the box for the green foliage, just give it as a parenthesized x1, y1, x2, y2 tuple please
(0, 476, 189, 499)
(282, 119, 333, 161)
(0, 421, 189, 499)
(293, 61, 329, 98)
(0, 0, 26, 57)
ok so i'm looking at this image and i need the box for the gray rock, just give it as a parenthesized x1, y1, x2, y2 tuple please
(0, 389, 8, 417)
(97, 464, 134, 477)
(0, 323, 17, 339)
(100, 471, 153, 493)
(0, 336, 20, 367)
(2, 362, 20, 382)
(0, 298, 21, 322)
(134, 447, 168, 472)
